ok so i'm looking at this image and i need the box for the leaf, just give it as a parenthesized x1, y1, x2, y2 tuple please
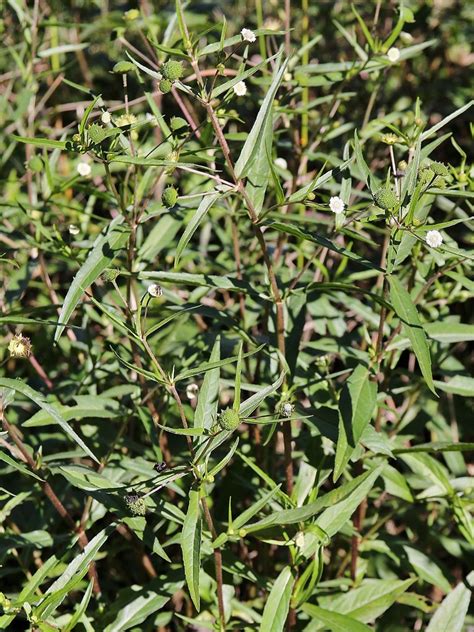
(421, 100, 473, 141)
(353, 131, 373, 192)
(103, 578, 182, 631)
(388, 276, 435, 394)
(403, 546, 451, 593)
(426, 571, 473, 632)
(0, 450, 44, 481)
(181, 489, 202, 611)
(244, 110, 273, 217)
(259, 566, 294, 632)
(11, 134, 67, 150)
(316, 578, 415, 624)
(268, 221, 382, 271)
(36, 525, 113, 618)
(194, 337, 221, 430)
(63, 580, 94, 632)
(239, 371, 285, 418)
(433, 376, 474, 397)
(424, 322, 474, 344)
(334, 365, 377, 481)
(175, 192, 220, 267)
(54, 215, 130, 341)
(301, 605, 372, 632)
(235, 53, 288, 178)
(0, 378, 99, 464)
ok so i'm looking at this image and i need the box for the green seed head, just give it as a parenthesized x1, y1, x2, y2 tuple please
(170, 116, 188, 132)
(113, 61, 135, 74)
(159, 78, 173, 94)
(125, 493, 146, 516)
(162, 60, 184, 81)
(373, 187, 398, 210)
(218, 408, 240, 431)
(430, 161, 449, 176)
(419, 168, 434, 187)
(162, 186, 179, 208)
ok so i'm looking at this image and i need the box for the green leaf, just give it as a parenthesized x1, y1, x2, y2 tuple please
(244, 107, 273, 217)
(175, 193, 220, 267)
(54, 215, 130, 341)
(259, 566, 294, 632)
(433, 376, 474, 397)
(268, 221, 382, 271)
(302, 605, 372, 631)
(426, 571, 473, 632)
(36, 525, 113, 618)
(103, 578, 182, 631)
(181, 489, 202, 611)
(63, 580, 94, 632)
(0, 378, 99, 464)
(421, 100, 473, 141)
(235, 53, 288, 178)
(424, 322, 474, 344)
(403, 546, 451, 593)
(11, 134, 67, 150)
(0, 450, 44, 481)
(194, 337, 221, 430)
(334, 365, 377, 481)
(316, 578, 415, 624)
(388, 276, 435, 394)
(239, 371, 285, 418)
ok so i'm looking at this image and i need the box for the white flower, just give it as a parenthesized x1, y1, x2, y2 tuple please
(426, 230, 443, 248)
(241, 28, 256, 43)
(233, 81, 247, 96)
(274, 157, 288, 170)
(186, 383, 199, 400)
(387, 47, 401, 63)
(101, 111, 112, 124)
(147, 283, 163, 297)
(281, 402, 294, 418)
(68, 224, 80, 235)
(294, 532, 305, 549)
(76, 161, 91, 177)
(329, 196, 345, 215)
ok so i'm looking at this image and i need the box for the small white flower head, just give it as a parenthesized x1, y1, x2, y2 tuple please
(274, 157, 288, 170)
(278, 401, 294, 418)
(186, 383, 199, 400)
(77, 161, 91, 177)
(426, 230, 443, 248)
(68, 224, 80, 235)
(387, 47, 401, 63)
(147, 283, 163, 298)
(233, 81, 247, 96)
(241, 28, 256, 43)
(329, 196, 345, 215)
(294, 531, 305, 549)
(101, 111, 112, 124)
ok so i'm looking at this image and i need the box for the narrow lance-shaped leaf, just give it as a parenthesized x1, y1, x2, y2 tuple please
(54, 215, 130, 341)
(334, 365, 378, 481)
(0, 378, 99, 464)
(181, 488, 202, 611)
(175, 192, 220, 267)
(194, 337, 221, 430)
(259, 566, 294, 632)
(426, 571, 473, 632)
(389, 276, 436, 394)
(301, 605, 373, 632)
(235, 52, 288, 179)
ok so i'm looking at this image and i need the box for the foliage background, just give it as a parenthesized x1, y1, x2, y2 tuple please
(0, 0, 473, 630)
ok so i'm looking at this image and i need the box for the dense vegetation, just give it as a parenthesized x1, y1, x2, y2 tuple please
(0, 1, 473, 630)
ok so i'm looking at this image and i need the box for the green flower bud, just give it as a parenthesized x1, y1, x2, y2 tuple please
(398, 160, 408, 172)
(170, 116, 188, 131)
(124, 493, 147, 516)
(419, 168, 434, 187)
(162, 60, 184, 81)
(238, 528, 247, 538)
(113, 61, 135, 74)
(27, 156, 44, 172)
(218, 408, 240, 431)
(124, 9, 140, 21)
(162, 186, 179, 208)
(381, 133, 399, 145)
(306, 192, 316, 201)
(430, 161, 449, 176)
(373, 187, 398, 210)
(101, 268, 120, 282)
(159, 78, 173, 94)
